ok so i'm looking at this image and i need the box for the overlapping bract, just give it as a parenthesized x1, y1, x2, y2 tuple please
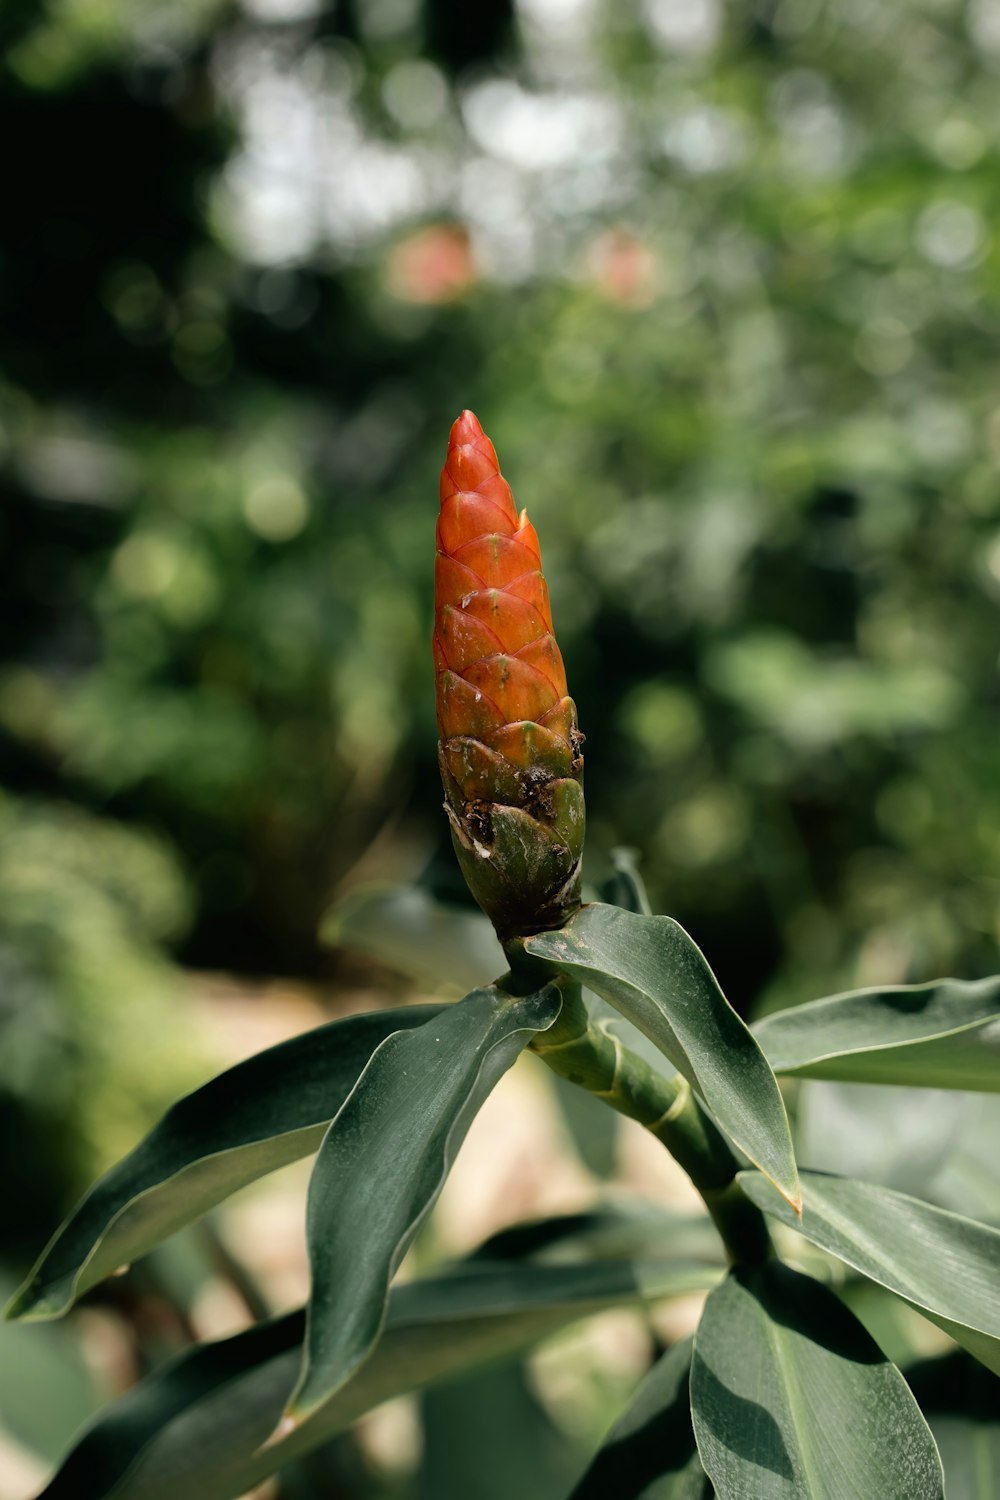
(435, 411, 584, 939)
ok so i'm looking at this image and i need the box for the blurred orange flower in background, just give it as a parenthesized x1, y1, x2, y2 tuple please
(388, 223, 477, 304)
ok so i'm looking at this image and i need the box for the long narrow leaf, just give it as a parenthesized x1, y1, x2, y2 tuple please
(601, 848, 654, 917)
(471, 1203, 724, 1268)
(286, 983, 562, 1423)
(525, 904, 799, 1209)
(324, 883, 503, 995)
(570, 1337, 712, 1499)
(794, 1081, 968, 1196)
(39, 1256, 721, 1500)
(908, 1353, 1000, 1500)
(740, 1169, 1000, 1376)
(6, 1006, 442, 1322)
(931, 1094, 1000, 1222)
(691, 1263, 944, 1499)
(754, 976, 1000, 1090)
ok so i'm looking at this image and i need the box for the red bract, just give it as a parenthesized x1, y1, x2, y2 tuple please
(435, 411, 584, 941)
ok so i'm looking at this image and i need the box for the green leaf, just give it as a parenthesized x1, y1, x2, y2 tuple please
(323, 882, 503, 995)
(570, 1337, 712, 1499)
(795, 1081, 968, 1196)
(691, 1262, 944, 1500)
(39, 1256, 722, 1500)
(550, 1068, 621, 1178)
(469, 1202, 724, 1268)
(6, 1005, 442, 1322)
(908, 1353, 1000, 1500)
(286, 983, 562, 1424)
(739, 1170, 1000, 1377)
(838, 1279, 950, 1374)
(754, 976, 1000, 1090)
(601, 847, 654, 917)
(418, 1359, 580, 1500)
(525, 904, 800, 1210)
(931, 1095, 1000, 1223)
(795, 1086, 1000, 1225)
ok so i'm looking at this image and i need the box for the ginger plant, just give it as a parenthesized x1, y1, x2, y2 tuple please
(8, 414, 1000, 1500)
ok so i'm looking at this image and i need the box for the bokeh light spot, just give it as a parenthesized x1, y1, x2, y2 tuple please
(243, 475, 309, 541)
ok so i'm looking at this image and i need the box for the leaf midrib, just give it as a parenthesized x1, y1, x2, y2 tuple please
(759, 1302, 820, 1498)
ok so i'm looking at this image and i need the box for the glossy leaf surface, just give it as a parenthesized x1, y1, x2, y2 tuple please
(39, 1256, 720, 1500)
(755, 976, 1000, 1090)
(7, 1006, 442, 1321)
(287, 983, 561, 1422)
(526, 904, 799, 1208)
(740, 1170, 1000, 1376)
(691, 1263, 944, 1499)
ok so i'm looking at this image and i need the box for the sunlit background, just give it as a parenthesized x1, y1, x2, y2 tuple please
(2, 0, 999, 1492)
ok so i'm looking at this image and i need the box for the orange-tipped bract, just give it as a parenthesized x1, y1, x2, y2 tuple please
(435, 411, 584, 940)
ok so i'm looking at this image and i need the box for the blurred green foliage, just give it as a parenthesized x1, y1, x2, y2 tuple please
(2, 0, 999, 1224)
(0, 795, 201, 1248)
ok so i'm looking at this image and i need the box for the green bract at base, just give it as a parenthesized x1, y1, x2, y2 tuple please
(440, 746, 584, 941)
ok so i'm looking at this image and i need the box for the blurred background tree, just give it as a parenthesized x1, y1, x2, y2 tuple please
(2, 0, 999, 1488)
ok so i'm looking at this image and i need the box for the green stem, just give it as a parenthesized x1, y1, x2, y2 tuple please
(516, 973, 772, 1266)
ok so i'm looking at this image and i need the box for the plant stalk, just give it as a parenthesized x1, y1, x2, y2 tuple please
(511, 970, 772, 1266)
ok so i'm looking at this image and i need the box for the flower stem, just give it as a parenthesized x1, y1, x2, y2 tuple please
(517, 974, 772, 1266)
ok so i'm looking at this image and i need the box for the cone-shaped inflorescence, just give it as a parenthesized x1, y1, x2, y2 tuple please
(435, 411, 585, 940)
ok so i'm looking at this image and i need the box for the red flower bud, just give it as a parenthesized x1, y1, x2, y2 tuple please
(435, 411, 584, 940)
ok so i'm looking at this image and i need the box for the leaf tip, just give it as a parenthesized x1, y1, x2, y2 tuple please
(3, 1284, 44, 1322)
(258, 1412, 300, 1453)
(766, 1168, 802, 1219)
